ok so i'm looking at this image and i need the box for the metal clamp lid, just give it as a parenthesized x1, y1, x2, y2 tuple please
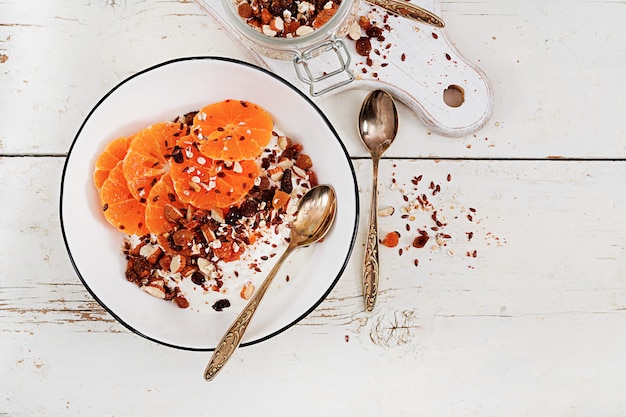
(293, 38, 354, 97)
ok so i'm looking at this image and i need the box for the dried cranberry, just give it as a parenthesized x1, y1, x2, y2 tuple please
(412, 234, 430, 249)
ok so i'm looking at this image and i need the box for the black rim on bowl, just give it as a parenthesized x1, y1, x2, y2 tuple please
(59, 56, 360, 351)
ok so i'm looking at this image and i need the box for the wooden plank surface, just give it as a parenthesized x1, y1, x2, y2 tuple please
(1, 0, 624, 158)
(2, 156, 625, 415)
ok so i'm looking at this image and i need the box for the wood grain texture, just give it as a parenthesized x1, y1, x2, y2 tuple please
(2, 156, 626, 415)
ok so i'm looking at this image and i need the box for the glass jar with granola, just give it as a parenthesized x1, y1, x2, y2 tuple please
(222, 0, 358, 96)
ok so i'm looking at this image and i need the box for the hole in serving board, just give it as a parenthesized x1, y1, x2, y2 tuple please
(443, 84, 465, 108)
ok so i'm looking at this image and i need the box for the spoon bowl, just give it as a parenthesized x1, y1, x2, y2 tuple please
(204, 185, 337, 381)
(358, 90, 399, 312)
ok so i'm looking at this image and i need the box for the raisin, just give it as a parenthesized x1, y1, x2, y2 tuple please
(366, 26, 383, 38)
(191, 271, 206, 285)
(225, 206, 243, 225)
(355, 37, 372, 56)
(239, 199, 258, 217)
(171, 146, 184, 164)
(212, 299, 231, 312)
(174, 295, 189, 309)
(412, 234, 430, 249)
(280, 168, 293, 193)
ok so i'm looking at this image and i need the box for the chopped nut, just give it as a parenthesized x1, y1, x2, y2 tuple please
(262, 25, 277, 37)
(240, 281, 255, 300)
(291, 165, 307, 178)
(197, 257, 216, 276)
(295, 154, 313, 169)
(169, 254, 186, 274)
(163, 204, 184, 223)
(277, 157, 294, 170)
(142, 280, 166, 299)
(139, 244, 162, 264)
(296, 25, 314, 36)
(270, 16, 284, 32)
(378, 206, 395, 217)
(348, 20, 362, 40)
(277, 136, 292, 150)
(173, 229, 195, 248)
(210, 208, 225, 224)
(268, 167, 284, 181)
(200, 223, 216, 242)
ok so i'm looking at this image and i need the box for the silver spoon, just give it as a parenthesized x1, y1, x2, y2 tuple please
(358, 90, 399, 312)
(204, 185, 337, 381)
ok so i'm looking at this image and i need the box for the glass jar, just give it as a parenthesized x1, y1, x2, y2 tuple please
(222, 0, 358, 96)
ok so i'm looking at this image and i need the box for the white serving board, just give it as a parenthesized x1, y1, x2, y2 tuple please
(198, 0, 493, 137)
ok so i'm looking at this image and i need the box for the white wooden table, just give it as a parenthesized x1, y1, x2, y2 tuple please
(2, 1, 625, 416)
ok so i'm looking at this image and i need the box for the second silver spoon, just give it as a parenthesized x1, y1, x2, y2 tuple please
(358, 90, 398, 312)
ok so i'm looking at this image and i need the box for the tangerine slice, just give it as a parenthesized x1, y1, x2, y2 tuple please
(192, 99, 273, 161)
(170, 137, 259, 209)
(94, 135, 133, 190)
(122, 121, 188, 200)
(145, 173, 186, 235)
(100, 160, 148, 236)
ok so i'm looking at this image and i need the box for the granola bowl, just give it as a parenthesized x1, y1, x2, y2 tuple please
(60, 56, 358, 351)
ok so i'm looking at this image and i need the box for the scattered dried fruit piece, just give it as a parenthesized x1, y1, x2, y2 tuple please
(381, 231, 400, 248)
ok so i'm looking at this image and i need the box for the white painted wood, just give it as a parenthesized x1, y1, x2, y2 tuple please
(2, 0, 626, 416)
(1, 0, 624, 157)
(2, 157, 626, 416)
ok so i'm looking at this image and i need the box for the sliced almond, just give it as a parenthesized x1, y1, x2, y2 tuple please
(277, 157, 294, 170)
(142, 280, 165, 299)
(277, 135, 292, 150)
(348, 20, 362, 41)
(169, 254, 186, 274)
(164, 204, 184, 223)
(197, 257, 216, 276)
(378, 206, 395, 217)
(200, 223, 216, 242)
(240, 281, 255, 300)
(210, 208, 225, 224)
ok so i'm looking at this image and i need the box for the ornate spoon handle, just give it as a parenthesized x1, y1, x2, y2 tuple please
(364, 0, 445, 28)
(363, 157, 380, 312)
(204, 246, 294, 381)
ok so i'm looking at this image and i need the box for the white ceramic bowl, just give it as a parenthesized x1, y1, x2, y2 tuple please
(60, 57, 359, 350)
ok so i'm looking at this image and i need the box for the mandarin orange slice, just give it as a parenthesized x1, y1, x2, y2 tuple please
(145, 173, 186, 235)
(122, 121, 188, 200)
(191, 99, 273, 161)
(169, 137, 259, 209)
(93, 135, 133, 190)
(100, 160, 148, 236)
